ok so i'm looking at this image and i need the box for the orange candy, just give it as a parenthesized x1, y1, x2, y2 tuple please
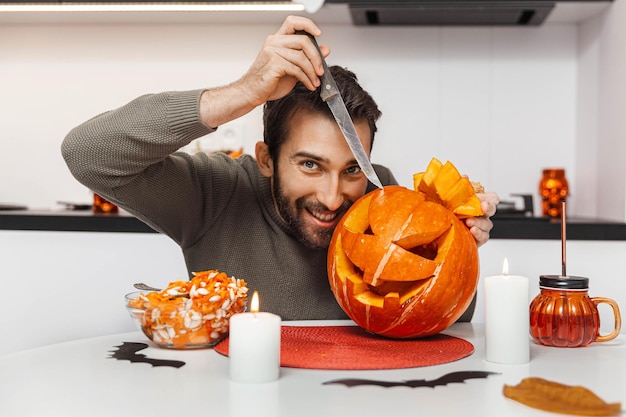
(128, 270, 248, 348)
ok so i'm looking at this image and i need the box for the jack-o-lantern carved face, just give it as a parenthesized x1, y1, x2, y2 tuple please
(327, 158, 483, 338)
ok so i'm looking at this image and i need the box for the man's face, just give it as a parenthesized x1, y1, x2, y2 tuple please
(271, 110, 372, 249)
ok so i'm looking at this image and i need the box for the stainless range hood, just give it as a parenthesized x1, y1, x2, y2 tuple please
(325, 0, 610, 26)
(349, 1, 554, 26)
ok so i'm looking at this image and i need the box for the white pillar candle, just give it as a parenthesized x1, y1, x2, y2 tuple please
(484, 258, 530, 364)
(229, 291, 281, 383)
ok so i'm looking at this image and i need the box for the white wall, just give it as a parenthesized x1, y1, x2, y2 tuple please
(0, 18, 586, 218)
(591, 0, 626, 220)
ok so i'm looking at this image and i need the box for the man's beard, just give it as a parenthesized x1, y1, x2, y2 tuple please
(272, 172, 352, 249)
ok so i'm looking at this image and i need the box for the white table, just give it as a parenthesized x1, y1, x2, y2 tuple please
(0, 322, 623, 417)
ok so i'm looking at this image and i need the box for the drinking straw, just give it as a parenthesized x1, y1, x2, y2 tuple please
(561, 200, 567, 277)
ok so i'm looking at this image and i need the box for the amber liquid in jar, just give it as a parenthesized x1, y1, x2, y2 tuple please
(530, 288, 599, 347)
(93, 193, 119, 214)
(529, 275, 622, 348)
(539, 168, 569, 218)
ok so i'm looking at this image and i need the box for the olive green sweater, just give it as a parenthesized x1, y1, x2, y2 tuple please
(61, 89, 398, 320)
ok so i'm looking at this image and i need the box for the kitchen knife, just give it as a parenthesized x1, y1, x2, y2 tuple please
(297, 31, 383, 189)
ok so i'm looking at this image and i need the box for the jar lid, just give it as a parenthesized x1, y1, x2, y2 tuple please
(539, 275, 589, 290)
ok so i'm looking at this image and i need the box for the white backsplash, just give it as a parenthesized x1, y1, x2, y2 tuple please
(0, 14, 620, 219)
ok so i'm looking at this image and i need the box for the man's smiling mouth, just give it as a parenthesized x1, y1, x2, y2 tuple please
(307, 208, 338, 225)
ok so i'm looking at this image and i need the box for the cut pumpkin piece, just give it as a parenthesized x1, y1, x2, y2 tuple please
(414, 157, 483, 218)
(453, 194, 484, 218)
(368, 186, 449, 248)
(432, 161, 463, 198)
(392, 200, 452, 249)
(441, 176, 477, 210)
(340, 229, 439, 287)
(412, 172, 424, 192)
(368, 186, 424, 240)
(416, 158, 442, 197)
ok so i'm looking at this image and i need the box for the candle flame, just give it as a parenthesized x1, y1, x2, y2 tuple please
(250, 291, 260, 313)
(502, 258, 509, 276)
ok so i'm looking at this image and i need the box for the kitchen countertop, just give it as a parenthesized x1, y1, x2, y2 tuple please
(1, 209, 626, 240)
(0, 209, 155, 233)
(489, 214, 626, 240)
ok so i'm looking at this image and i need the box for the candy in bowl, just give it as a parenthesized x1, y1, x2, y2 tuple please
(126, 270, 248, 349)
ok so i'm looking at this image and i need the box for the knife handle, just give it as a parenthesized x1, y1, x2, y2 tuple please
(295, 30, 340, 102)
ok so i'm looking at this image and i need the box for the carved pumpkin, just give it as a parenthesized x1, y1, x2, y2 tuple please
(327, 158, 484, 338)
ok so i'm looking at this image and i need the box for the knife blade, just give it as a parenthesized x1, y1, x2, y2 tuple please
(297, 31, 383, 189)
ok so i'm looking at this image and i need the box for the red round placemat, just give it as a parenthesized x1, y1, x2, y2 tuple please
(214, 326, 473, 370)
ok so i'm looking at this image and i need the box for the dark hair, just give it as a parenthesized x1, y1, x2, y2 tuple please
(262, 66, 381, 162)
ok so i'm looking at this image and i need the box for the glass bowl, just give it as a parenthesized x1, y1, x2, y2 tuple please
(125, 270, 248, 349)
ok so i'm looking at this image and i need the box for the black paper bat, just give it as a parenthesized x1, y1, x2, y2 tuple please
(323, 371, 500, 388)
(108, 342, 186, 368)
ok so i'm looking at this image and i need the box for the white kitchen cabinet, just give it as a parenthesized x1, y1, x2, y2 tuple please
(0, 230, 187, 356)
(2, 229, 625, 356)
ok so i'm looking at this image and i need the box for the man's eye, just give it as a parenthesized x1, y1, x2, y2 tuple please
(346, 165, 362, 175)
(302, 160, 318, 170)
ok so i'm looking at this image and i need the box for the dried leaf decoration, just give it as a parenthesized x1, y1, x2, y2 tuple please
(503, 377, 622, 416)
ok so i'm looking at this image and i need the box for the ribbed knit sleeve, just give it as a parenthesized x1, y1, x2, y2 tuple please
(62, 89, 213, 191)
(61, 90, 221, 245)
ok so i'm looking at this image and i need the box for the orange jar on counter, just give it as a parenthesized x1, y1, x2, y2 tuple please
(539, 168, 568, 218)
(93, 193, 118, 214)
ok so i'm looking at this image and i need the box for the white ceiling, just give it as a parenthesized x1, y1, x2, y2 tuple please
(0, 2, 611, 25)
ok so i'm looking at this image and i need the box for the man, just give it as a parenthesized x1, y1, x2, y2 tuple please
(62, 16, 498, 321)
